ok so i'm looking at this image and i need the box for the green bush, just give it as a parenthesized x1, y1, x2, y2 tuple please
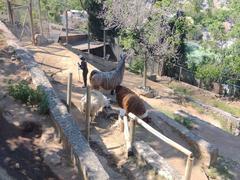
(129, 57, 144, 75)
(8, 81, 49, 114)
(195, 64, 221, 89)
(174, 115, 193, 129)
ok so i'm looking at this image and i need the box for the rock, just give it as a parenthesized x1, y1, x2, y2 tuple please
(44, 152, 61, 166)
(11, 55, 16, 61)
(40, 127, 56, 144)
(148, 74, 157, 82)
(34, 34, 49, 46)
(134, 86, 156, 98)
(0, 57, 7, 63)
(6, 46, 15, 55)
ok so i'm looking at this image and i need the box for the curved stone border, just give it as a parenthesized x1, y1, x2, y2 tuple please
(134, 141, 182, 180)
(187, 97, 240, 136)
(149, 110, 218, 167)
(0, 21, 109, 180)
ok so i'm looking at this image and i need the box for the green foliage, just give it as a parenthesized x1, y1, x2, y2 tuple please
(205, 156, 234, 180)
(174, 115, 194, 129)
(195, 64, 221, 89)
(168, 83, 193, 96)
(185, 42, 217, 71)
(119, 29, 138, 50)
(128, 57, 144, 75)
(8, 81, 49, 114)
(0, 0, 5, 12)
(41, 0, 83, 23)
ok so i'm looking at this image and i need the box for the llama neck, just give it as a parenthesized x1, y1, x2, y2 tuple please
(116, 59, 125, 74)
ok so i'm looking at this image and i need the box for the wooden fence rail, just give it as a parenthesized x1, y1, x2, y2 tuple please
(126, 112, 194, 180)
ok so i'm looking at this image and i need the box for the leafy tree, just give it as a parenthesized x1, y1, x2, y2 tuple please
(101, 0, 187, 87)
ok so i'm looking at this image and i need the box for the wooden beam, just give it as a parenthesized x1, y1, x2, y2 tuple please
(128, 113, 192, 156)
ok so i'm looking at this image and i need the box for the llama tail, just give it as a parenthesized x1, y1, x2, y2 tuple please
(90, 70, 99, 81)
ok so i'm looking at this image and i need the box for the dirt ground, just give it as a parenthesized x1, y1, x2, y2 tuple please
(0, 48, 78, 179)
(24, 43, 209, 179)
(27, 42, 240, 179)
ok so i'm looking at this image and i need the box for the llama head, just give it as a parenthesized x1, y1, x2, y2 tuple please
(120, 53, 127, 61)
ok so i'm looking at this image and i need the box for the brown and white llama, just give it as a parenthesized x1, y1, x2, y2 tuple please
(115, 85, 150, 123)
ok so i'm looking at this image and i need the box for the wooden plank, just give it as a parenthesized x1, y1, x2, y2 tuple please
(128, 113, 192, 156)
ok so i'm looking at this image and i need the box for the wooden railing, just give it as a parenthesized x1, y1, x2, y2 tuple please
(124, 112, 194, 180)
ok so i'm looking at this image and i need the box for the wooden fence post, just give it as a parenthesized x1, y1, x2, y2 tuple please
(29, 0, 35, 45)
(184, 155, 194, 180)
(143, 58, 147, 88)
(103, 28, 106, 60)
(178, 67, 182, 81)
(88, 24, 90, 53)
(6, 0, 14, 24)
(85, 86, 91, 141)
(65, 10, 68, 44)
(38, 0, 43, 35)
(129, 117, 136, 156)
(179, 66, 182, 81)
(67, 72, 72, 112)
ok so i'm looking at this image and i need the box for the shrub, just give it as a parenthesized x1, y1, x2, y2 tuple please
(195, 64, 221, 90)
(8, 81, 49, 114)
(174, 115, 194, 129)
(128, 57, 144, 75)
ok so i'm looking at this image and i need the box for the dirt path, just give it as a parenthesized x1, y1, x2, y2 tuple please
(25, 43, 209, 179)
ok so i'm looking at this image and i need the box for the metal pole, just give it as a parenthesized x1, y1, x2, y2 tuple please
(85, 86, 91, 141)
(129, 117, 136, 156)
(67, 72, 72, 112)
(184, 155, 194, 180)
(29, 0, 35, 45)
(38, 0, 43, 35)
(65, 10, 68, 44)
(103, 28, 106, 60)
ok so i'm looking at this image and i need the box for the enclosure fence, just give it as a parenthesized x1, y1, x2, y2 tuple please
(123, 112, 194, 180)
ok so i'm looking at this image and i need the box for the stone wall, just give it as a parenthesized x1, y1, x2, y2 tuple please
(0, 21, 109, 180)
(134, 141, 182, 179)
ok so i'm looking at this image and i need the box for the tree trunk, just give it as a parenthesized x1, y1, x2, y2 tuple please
(143, 56, 147, 88)
(38, 0, 43, 35)
(159, 60, 165, 76)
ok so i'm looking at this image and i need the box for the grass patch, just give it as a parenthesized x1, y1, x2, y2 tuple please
(188, 102, 233, 133)
(207, 99, 240, 117)
(168, 83, 193, 96)
(205, 156, 235, 180)
(208, 113, 232, 133)
(151, 105, 175, 119)
(166, 81, 240, 117)
(8, 80, 49, 114)
(173, 114, 194, 129)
